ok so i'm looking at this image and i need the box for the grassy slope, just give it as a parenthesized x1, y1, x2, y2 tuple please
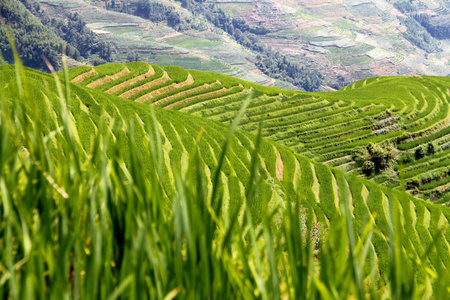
(2, 65, 450, 293)
(72, 62, 450, 200)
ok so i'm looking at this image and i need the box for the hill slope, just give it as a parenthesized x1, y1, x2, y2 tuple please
(1, 64, 450, 295)
(71, 62, 450, 202)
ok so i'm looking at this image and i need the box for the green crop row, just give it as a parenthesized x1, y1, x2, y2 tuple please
(419, 175, 450, 191)
(408, 100, 449, 133)
(198, 94, 282, 121)
(408, 89, 426, 113)
(257, 107, 357, 133)
(403, 148, 450, 170)
(163, 65, 189, 83)
(186, 93, 254, 116)
(242, 97, 322, 119)
(403, 158, 450, 179)
(95, 61, 150, 92)
(187, 68, 294, 96)
(158, 84, 224, 108)
(291, 107, 385, 138)
(403, 92, 438, 126)
(240, 101, 336, 125)
(174, 86, 244, 111)
(178, 89, 247, 113)
(398, 126, 450, 150)
(79, 63, 126, 86)
(150, 81, 211, 103)
(129, 81, 174, 101)
(308, 129, 373, 149)
(113, 64, 164, 96)
(302, 122, 373, 143)
(315, 131, 404, 155)
(315, 163, 339, 221)
(65, 65, 93, 80)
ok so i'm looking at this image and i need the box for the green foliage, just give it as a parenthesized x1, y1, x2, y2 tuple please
(427, 142, 436, 156)
(362, 160, 375, 176)
(353, 143, 397, 175)
(400, 151, 414, 164)
(393, 0, 417, 13)
(126, 50, 140, 62)
(0, 0, 113, 71)
(0, 0, 71, 70)
(399, 16, 441, 53)
(415, 146, 426, 160)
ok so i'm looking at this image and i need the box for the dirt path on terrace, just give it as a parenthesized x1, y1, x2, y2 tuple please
(437, 181, 450, 192)
(106, 65, 155, 94)
(138, 74, 195, 103)
(274, 146, 284, 181)
(87, 67, 130, 89)
(293, 159, 299, 187)
(154, 31, 183, 41)
(71, 68, 97, 83)
(120, 72, 170, 99)
(263, 78, 276, 86)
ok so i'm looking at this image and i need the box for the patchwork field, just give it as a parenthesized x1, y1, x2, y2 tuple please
(72, 62, 450, 203)
(38, 0, 297, 89)
(216, 0, 450, 87)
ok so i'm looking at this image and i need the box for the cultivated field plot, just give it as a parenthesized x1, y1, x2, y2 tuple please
(3, 65, 450, 295)
(214, 0, 450, 89)
(39, 0, 288, 88)
(73, 63, 450, 201)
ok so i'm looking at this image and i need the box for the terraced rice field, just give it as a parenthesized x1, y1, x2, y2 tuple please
(2, 65, 450, 294)
(71, 63, 450, 201)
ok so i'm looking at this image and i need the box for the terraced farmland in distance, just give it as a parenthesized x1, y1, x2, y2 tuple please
(3, 64, 450, 295)
(71, 62, 450, 202)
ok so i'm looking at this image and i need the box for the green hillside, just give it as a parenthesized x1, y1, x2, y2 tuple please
(1, 63, 450, 297)
(71, 62, 450, 202)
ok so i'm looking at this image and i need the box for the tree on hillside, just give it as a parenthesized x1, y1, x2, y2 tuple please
(353, 143, 397, 176)
(427, 142, 435, 156)
(0, 0, 71, 70)
(127, 50, 140, 62)
(414, 146, 425, 160)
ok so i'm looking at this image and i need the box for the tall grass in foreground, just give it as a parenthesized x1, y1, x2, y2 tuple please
(0, 58, 449, 298)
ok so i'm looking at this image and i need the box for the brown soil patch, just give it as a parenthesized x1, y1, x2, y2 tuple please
(263, 78, 276, 86)
(274, 146, 284, 181)
(120, 72, 170, 99)
(310, 163, 320, 202)
(87, 67, 130, 89)
(138, 73, 194, 103)
(105, 65, 155, 94)
(71, 68, 97, 83)
(250, 69, 264, 75)
(154, 31, 183, 41)
(293, 159, 300, 188)
(153, 80, 220, 106)
(437, 181, 450, 192)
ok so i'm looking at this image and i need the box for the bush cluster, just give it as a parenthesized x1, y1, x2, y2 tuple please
(353, 143, 397, 176)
